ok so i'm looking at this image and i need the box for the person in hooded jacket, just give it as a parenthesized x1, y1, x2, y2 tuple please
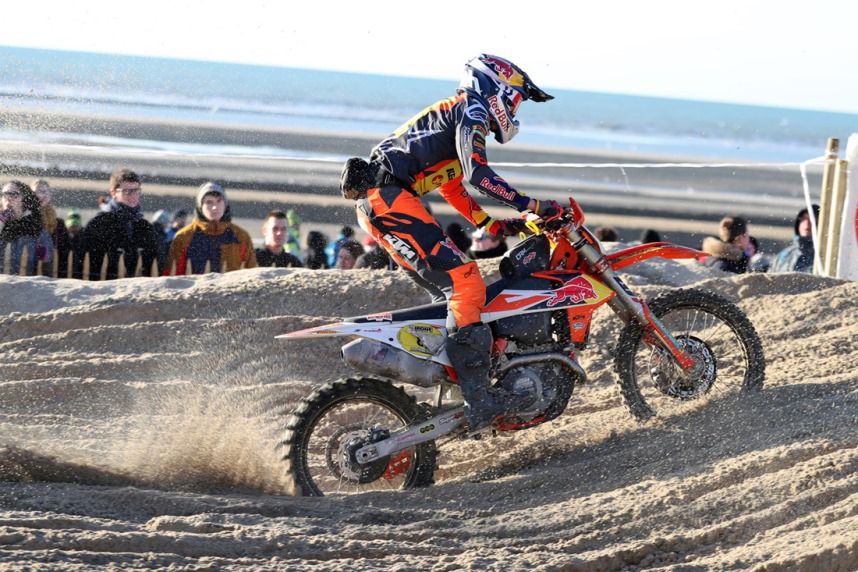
(164, 182, 257, 275)
(0, 180, 54, 276)
(79, 168, 159, 280)
(771, 205, 819, 273)
(700, 215, 753, 274)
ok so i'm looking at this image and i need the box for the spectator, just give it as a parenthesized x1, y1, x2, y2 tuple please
(467, 227, 508, 259)
(66, 209, 83, 242)
(639, 229, 662, 243)
(285, 209, 303, 258)
(304, 230, 329, 269)
(66, 209, 85, 279)
(701, 215, 753, 274)
(334, 239, 365, 270)
(325, 225, 355, 267)
(355, 234, 394, 270)
(165, 182, 257, 275)
(445, 222, 472, 254)
(167, 208, 188, 241)
(594, 226, 619, 242)
(150, 209, 172, 274)
(31, 179, 71, 277)
(79, 168, 159, 280)
(255, 210, 303, 268)
(771, 205, 820, 274)
(748, 236, 771, 273)
(0, 180, 53, 276)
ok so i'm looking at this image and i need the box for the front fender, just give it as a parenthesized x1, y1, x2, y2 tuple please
(606, 242, 705, 271)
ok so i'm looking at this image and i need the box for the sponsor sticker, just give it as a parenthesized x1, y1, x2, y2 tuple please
(397, 323, 444, 356)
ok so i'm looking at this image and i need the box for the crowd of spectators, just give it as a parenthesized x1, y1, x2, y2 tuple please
(0, 169, 823, 280)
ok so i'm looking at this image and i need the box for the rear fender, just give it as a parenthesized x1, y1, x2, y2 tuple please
(278, 319, 450, 364)
(607, 242, 705, 271)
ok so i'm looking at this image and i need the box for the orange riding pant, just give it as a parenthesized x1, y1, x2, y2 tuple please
(356, 185, 485, 329)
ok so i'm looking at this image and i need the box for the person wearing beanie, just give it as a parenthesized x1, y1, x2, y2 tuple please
(771, 204, 820, 273)
(66, 209, 85, 279)
(66, 209, 82, 234)
(79, 168, 159, 280)
(285, 208, 302, 258)
(164, 182, 257, 275)
(700, 215, 753, 274)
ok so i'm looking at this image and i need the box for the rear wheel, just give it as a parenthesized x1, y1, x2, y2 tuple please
(282, 377, 437, 496)
(614, 288, 765, 421)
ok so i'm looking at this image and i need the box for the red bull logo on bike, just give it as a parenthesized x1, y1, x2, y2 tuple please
(546, 275, 599, 307)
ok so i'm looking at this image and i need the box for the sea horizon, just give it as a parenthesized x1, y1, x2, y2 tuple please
(0, 45, 855, 164)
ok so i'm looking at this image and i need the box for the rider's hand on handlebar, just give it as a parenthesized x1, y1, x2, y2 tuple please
(483, 217, 529, 238)
(534, 199, 563, 222)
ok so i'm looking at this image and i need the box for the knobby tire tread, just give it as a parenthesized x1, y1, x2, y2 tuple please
(613, 288, 766, 422)
(282, 376, 438, 496)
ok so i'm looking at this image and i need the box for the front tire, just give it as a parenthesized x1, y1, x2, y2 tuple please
(282, 377, 438, 496)
(614, 288, 765, 421)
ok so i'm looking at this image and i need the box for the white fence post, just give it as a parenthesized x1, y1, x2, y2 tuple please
(836, 134, 858, 280)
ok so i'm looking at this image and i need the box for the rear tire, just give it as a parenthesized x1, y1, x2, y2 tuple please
(614, 288, 765, 421)
(282, 377, 438, 496)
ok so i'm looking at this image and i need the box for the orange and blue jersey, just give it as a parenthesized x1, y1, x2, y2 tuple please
(370, 93, 532, 228)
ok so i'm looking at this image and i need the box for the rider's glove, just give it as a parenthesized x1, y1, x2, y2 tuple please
(483, 217, 528, 238)
(534, 199, 563, 222)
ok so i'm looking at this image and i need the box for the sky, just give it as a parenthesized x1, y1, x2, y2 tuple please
(3, 1, 858, 114)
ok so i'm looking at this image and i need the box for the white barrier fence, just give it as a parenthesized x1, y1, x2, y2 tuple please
(836, 135, 858, 279)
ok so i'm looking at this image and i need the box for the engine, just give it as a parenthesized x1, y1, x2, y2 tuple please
(494, 354, 585, 426)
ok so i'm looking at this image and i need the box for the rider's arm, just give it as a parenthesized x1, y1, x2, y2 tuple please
(435, 176, 493, 228)
(457, 103, 535, 214)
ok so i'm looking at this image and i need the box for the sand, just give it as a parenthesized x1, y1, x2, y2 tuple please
(0, 257, 856, 570)
(0, 110, 854, 571)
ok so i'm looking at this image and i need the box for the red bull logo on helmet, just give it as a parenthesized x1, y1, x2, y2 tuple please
(484, 56, 524, 88)
(546, 275, 598, 307)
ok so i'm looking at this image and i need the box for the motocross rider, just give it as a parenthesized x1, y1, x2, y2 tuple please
(339, 54, 563, 431)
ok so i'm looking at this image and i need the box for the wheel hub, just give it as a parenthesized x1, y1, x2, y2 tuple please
(650, 336, 716, 399)
(336, 427, 391, 484)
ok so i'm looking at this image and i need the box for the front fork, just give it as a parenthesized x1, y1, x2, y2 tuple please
(567, 227, 696, 371)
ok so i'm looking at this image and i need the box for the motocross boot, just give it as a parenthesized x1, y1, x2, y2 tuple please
(445, 323, 534, 431)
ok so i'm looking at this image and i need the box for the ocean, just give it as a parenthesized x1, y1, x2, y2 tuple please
(1, 45, 855, 164)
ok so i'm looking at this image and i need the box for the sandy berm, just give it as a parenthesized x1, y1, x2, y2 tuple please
(0, 250, 855, 570)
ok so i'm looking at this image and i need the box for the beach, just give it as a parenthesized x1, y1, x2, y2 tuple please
(0, 108, 823, 251)
(1, 110, 855, 570)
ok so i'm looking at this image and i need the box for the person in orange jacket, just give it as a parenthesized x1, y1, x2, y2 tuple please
(165, 182, 257, 275)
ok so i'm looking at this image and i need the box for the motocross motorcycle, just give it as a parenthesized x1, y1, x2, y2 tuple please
(279, 200, 766, 496)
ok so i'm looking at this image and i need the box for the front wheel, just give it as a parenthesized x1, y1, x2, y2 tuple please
(614, 288, 765, 421)
(282, 377, 438, 496)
